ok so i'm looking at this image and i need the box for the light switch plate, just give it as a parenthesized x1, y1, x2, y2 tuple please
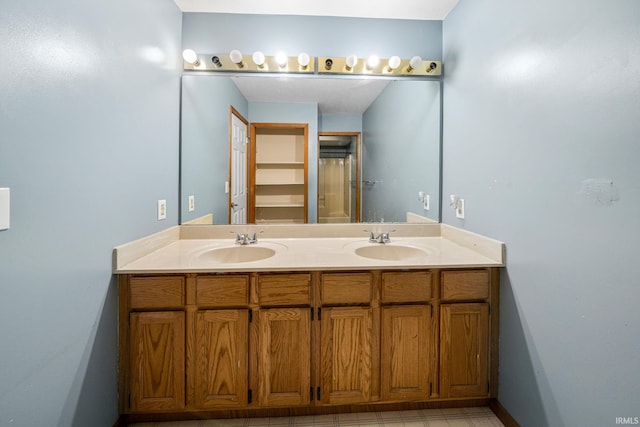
(188, 195, 195, 212)
(0, 188, 9, 230)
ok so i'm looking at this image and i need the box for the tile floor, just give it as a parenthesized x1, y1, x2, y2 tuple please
(129, 407, 504, 427)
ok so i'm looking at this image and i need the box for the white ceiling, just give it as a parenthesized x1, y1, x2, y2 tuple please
(230, 76, 391, 114)
(173, 0, 460, 21)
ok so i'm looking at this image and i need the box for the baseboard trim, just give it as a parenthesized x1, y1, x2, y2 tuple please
(489, 399, 521, 427)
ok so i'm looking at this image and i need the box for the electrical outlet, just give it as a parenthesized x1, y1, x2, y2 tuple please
(455, 198, 465, 219)
(188, 195, 195, 212)
(157, 199, 167, 220)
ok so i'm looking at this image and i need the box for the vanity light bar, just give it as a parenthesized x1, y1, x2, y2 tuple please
(318, 56, 441, 76)
(182, 50, 441, 77)
(182, 52, 316, 73)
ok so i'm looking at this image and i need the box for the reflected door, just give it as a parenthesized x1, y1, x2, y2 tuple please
(318, 133, 361, 223)
(230, 108, 248, 224)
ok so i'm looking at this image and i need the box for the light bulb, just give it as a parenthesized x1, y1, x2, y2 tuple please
(229, 49, 243, 65)
(252, 51, 265, 66)
(366, 55, 380, 70)
(408, 55, 422, 71)
(275, 52, 288, 67)
(182, 49, 199, 65)
(298, 52, 310, 68)
(387, 55, 401, 70)
(346, 54, 358, 69)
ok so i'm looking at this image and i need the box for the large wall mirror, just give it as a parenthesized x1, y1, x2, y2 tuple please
(180, 74, 441, 225)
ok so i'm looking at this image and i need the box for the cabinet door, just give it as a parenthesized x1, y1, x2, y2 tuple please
(381, 305, 431, 401)
(440, 303, 489, 398)
(130, 311, 185, 411)
(320, 307, 373, 405)
(194, 310, 248, 408)
(258, 308, 311, 406)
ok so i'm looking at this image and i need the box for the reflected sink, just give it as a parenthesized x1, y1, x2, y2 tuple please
(354, 244, 428, 261)
(199, 246, 276, 263)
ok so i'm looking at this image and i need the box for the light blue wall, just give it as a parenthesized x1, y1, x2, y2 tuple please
(0, 0, 182, 426)
(319, 114, 363, 133)
(249, 102, 319, 222)
(362, 81, 441, 222)
(181, 76, 248, 224)
(443, 1, 640, 425)
(182, 13, 442, 59)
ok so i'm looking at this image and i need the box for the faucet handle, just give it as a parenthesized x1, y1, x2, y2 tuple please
(364, 229, 378, 242)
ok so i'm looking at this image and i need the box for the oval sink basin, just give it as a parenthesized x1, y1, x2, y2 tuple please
(199, 246, 276, 263)
(354, 244, 427, 261)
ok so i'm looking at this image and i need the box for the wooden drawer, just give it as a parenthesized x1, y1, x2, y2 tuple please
(129, 276, 184, 309)
(321, 273, 372, 305)
(196, 275, 249, 307)
(258, 274, 311, 306)
(441, 270, 489, 301)
(381, 271, 432, 303)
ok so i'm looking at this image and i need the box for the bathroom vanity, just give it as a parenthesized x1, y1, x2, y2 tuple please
(114, 223, 504, 422)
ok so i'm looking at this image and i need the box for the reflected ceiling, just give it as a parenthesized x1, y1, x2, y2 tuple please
(230, 76, 390, 114)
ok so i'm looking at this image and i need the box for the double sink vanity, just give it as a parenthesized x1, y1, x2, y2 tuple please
(114, 223, 505, 422)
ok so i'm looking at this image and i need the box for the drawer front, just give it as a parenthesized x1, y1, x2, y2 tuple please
(381, 271, 432, 303)
(196, 275, 249, 307)
(258, 274, 311, 306)
(441, 270, 489, 301)
(321, 273, 372, 305)
(129, 276, 184, 309)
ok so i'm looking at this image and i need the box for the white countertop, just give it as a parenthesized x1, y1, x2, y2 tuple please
(113, 224, 505, 274)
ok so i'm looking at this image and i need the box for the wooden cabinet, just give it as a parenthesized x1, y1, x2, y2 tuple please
(380, 271, 433, 401)
(320, 307, 373, 404)
(381, 305, 431, 401)
(319, 272, 374, 405)
(126, 276, 186, 412)
(256, 273, 312, 406)
(129, 311, 185, 411)
(258, 308, 311, 406)
(119, 267, 498, 419)
(439, 303, 489, 398)
(250, 124, 308, 224)
(194, 309, 248, 408)
(439, 270, 493, 398)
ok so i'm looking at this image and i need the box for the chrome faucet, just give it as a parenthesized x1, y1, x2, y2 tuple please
(366, 229, 395, 244)
(234, 232, 257, 245)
